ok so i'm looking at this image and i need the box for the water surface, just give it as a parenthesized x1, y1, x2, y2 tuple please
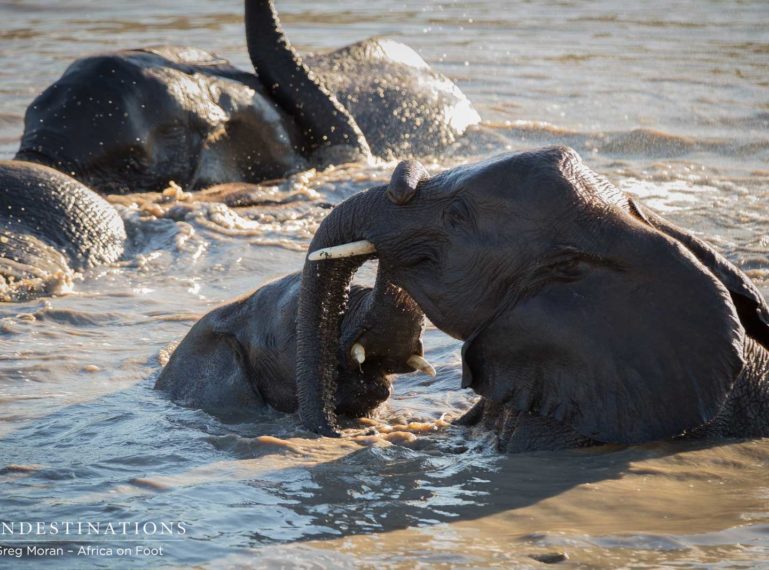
(1, 0, 769, 567)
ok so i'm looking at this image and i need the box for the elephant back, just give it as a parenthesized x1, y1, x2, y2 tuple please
(0, 160, 126, 269)
(307, 38, 481, 159)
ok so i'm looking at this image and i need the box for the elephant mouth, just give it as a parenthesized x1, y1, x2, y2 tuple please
(16, 128, 86, 175)
(333, 323, 435, 419)
(311, 240, 437, 379)
(297, 166, 432, 435)
(340, 274, 436, 379)
(15, 147, 71, 172)
(344, 335, 435, 378)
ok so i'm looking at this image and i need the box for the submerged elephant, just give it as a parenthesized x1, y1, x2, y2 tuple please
(294, 146, 769, 451)
(17, 0, 480, 195)
(0, 161, 126, 302)
(155, 272, 433, 419)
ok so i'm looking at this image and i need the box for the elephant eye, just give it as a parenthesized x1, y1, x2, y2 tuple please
(552, 258, 590, 280)
(544, 248, 595, 282)
(443, 198, 472, 230)
(548, 249, 621, 282)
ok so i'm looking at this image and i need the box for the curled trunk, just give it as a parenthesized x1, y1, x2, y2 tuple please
(296, 161, 431, 434)
(295, 188, 388, 435)
(244, 0, 369, 163)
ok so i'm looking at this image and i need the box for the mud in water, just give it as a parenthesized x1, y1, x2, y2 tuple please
(1, 0, 769, 568)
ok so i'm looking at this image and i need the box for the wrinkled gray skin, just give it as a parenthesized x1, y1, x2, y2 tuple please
(303, 39, 481, 159)
(155, 272, 425, 420)
(17, 45, 308, 196)
(296, 145, 769, 452)
(17, 0, 479, 195)
(0, 160, 126, 300)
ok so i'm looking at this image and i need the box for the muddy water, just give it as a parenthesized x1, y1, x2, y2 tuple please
(1, 0, 769, 568)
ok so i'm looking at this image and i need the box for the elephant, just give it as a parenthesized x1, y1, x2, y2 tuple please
(293, 145, 769, 452)
(154, 271, 433, 420)
(16, 0, 480, 195)
(16, 45, 308, 196)
(0, 160, 126, 302)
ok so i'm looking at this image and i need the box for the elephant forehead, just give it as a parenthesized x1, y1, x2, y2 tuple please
(39, 56, 186, 129)
(56, 51, 258, 125)
(430, 150, 558, 198)
(435, 147, 629, 213)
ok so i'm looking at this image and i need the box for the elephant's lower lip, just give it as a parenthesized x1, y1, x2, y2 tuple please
(16, 149, 82, 180)
(16, 148, 58, 166)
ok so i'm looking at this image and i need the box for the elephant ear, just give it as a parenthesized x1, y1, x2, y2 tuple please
(154, 298, 265, 415)
(462, 225, 746, 444)
(628, 197, 769, 349)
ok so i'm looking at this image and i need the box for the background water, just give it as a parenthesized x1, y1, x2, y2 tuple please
(1, 0, 769, 567)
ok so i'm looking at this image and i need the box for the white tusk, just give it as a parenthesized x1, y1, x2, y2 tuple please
(407, 355, 436, 378)
(308, 240, 376, 261)
(351, 343, 366, 364)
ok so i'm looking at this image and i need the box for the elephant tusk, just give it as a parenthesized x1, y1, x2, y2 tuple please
(351, 343, 366, 364)
(407, 355, 436, 378)
(308, 240, 376, 261)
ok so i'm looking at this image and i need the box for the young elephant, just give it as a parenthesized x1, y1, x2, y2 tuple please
(154, 272, 431, 420)
(296, 146, 769, 451)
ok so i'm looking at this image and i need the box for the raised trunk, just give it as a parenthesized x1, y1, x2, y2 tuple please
(296, 188, 387, 434)
(244, 0, 369, 163)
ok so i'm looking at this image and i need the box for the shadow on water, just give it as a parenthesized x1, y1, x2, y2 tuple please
(0, 368, 752, 568)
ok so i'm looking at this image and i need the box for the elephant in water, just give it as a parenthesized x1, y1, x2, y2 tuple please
(155, 272, 434, 420)
(294, 146, 769, 452)
(16, 0, 480, 195)
(0, 161, 126, 302)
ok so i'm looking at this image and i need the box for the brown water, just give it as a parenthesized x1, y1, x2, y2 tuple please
(1, 1, 769, 568)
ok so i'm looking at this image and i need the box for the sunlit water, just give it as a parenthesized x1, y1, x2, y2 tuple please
(1, 0, 769, 567)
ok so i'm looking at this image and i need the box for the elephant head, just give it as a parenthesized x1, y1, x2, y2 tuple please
(16, 0, 371, 195)
(16, 46, 308, 194)
(156, 272, 429, 420)
(297, 146, 769, 442)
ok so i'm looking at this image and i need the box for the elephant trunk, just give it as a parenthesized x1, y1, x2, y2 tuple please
(244, 0, 370, 163)
(297, 162, 429, 435)
(296, 188, 389, 435)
